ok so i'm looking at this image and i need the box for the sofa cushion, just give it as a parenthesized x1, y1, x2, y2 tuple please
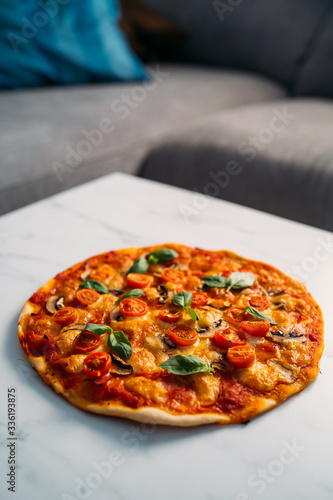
(139, 99, 333, 232)
(144, 0, 331, 94)
(0, 65, 286, 214)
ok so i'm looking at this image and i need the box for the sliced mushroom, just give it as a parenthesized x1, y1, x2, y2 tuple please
(271, 302, 287, 311)
(109, 289, 125, 296)
(211, 353, 234, 372)
(62, 324, 86, 334)
(157, 285, 169, 303)
(169, 262, 184, 271)
(206, 304, 229, 312)
(267, 359, 295, 382)
(110, 353, 133, 375)
(267, 289, 285, 297)
(162, 336, 177, 348)
(46, 295, 65, 314)
(110, 307, 125, 322)
(268, 330, 306, 343)
(195, 319, 228, 337)
(80, 269, 91, 281)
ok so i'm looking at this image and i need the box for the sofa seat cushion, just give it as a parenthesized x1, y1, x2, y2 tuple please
(0, 64, 286, 214)
(139, 99, 333, 231)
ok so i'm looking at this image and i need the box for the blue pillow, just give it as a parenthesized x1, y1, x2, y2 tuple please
(0, 0, 147, 88)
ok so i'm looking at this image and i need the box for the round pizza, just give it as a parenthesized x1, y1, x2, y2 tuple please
(18, 243, 324, 426)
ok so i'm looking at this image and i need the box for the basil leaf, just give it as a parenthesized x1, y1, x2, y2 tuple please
(80, 279, 109, 294)
(187, 307, 200, 321)
(159, 354, 214, 375)
(226, 272, 255, 292)
(108, 330, 133, 359)
(84, 323, 111, 336)
(115, 288, 143, 305)
(245, 306, 277, 325)
(147, 248, 178, 264)
(172, 291, 192, 308)
(127, 257, 149, 275)
(201, 275, 228, 288)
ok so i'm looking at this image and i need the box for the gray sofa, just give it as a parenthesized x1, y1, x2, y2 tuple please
(1, 0, 333, 231)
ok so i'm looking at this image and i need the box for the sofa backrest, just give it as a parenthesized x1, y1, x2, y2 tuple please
(144, 0, 333, 97)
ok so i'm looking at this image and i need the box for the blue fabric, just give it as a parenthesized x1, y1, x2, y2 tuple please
(0, 0, 147, 88)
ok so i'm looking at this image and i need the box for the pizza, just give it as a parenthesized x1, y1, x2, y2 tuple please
(18, 243, 324, 426)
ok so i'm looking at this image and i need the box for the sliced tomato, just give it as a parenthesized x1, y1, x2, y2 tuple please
(119, 298, 148, 317)
(241, 320, 270, 337)
(161, 268, 184, 283)
(89, 265, 113, 283)
(158, 309, 181, 323)
(76, 289, 100, 306)
(226, 307, 249, 325)
(53, 307, 78, 325)
(28, 314, 54, 336)
(74, 331, 102, 353)
(126, 273, 151, 289)
(227, 345, 255, 368)
(25, 331, 56, 360)
(214, 328, 246, 349)
(167, 325, 198, 347)
(29, 291, 50, 304)
(82, 352, 111, 378)
(248, 295, 269, 310)
(191, 292, 209, 307)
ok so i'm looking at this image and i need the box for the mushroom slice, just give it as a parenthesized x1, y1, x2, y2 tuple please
(110, 307, 125, 322)
(80, 269, 91, 280)
(162, 336, 177, 349)
(268, 330, 306, 343)
(46, 295, 65, 314)
(62, 324, 86, 334)
(109, 289, 125, 297)
(211, 353, 234, 372)
(157, 285, 172, 303)
(195, 319, 228, 338)
(110, 353, 133, 375)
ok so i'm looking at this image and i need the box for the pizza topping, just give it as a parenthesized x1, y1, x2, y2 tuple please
(147, 248, 179, 264)
(110, 353, 133, 375)
(46, 295, 65, 314)
(80, 279, 109, 294)
(161, 268, 184, 284)
(158, 309, 181, 323)
(214, 328, 246, 349)
(53, 307, 78, 325)
(162, 336, 177, 349)
(126, 273, 151, 289)
(267, 330, 306, 343)
(74, 332, 102, 353)
(167, 325, 199, 347)
(248, 295, 269, 310)
(226, 307, 250, 325)
(115, 289, 144, 305)
(89, 265, 114, 283)
(127, 257, 150, 275)
(211, 353, 234, 372)
(245, 306, 277, 325)
(118, 298, 148, 317)
(157, 284, 171, 303)
(191, 292, 209, 307)
(201, 272, 255, 291)
(172, 291, 200, 321)
(241, 320, 270, 337)
(108, 329, 133, 359)
(82, 352, 112, 378)
(29, 291, 51, 304)
(159, 354, 214, 375)
(227, 345, 256, 368)
(76, 289, 100, 306)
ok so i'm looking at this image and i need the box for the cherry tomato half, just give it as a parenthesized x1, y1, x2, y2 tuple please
(25, 331, 56, 359)
(161, 268, 184, 283)
(167, 325, 198, 347)
(76, 289, 100, 306)
(74, 331, 102, 353)
(214, 328, 246, 349)
(191, 292, 209, 307)
(248, 295, 269, 310)
(226, 307, 249, 325)
(126, 273, 151, 289)
(119, 298, 148, 317)
(158, 309, 181, 323)
(82, 352, 111, 378)
(89, 265, 114, 283)
(53, 307, 78, 325)
(227, 345, 256, 368)
(241, 320, 270, 337)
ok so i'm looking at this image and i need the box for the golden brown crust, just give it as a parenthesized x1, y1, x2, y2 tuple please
(18, 243, 324, 426)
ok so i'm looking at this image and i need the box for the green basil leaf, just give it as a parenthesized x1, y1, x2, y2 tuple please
(84, 323, 111, 336)
(115, 288, 143, 305)
(226, 272, 255, 292)
(172, 291, 192, 308)
(201, 275, 228, 288)
(80, 279, 109, 294)
(245, 306, 277, 325)
(159, 354, 214, 375)
(127, 257, 149, 275)
(108, 330, 133, 359)
(187, 307, 200, 321)
(147, 248, 179, 264)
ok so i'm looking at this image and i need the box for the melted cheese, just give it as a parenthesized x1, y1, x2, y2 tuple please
(57, 355, 85, 373)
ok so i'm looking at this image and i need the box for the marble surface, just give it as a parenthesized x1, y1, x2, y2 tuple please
(1, 173, 332, 500)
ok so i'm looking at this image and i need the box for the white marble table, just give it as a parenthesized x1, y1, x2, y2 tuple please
(1, 173, 332, 500)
